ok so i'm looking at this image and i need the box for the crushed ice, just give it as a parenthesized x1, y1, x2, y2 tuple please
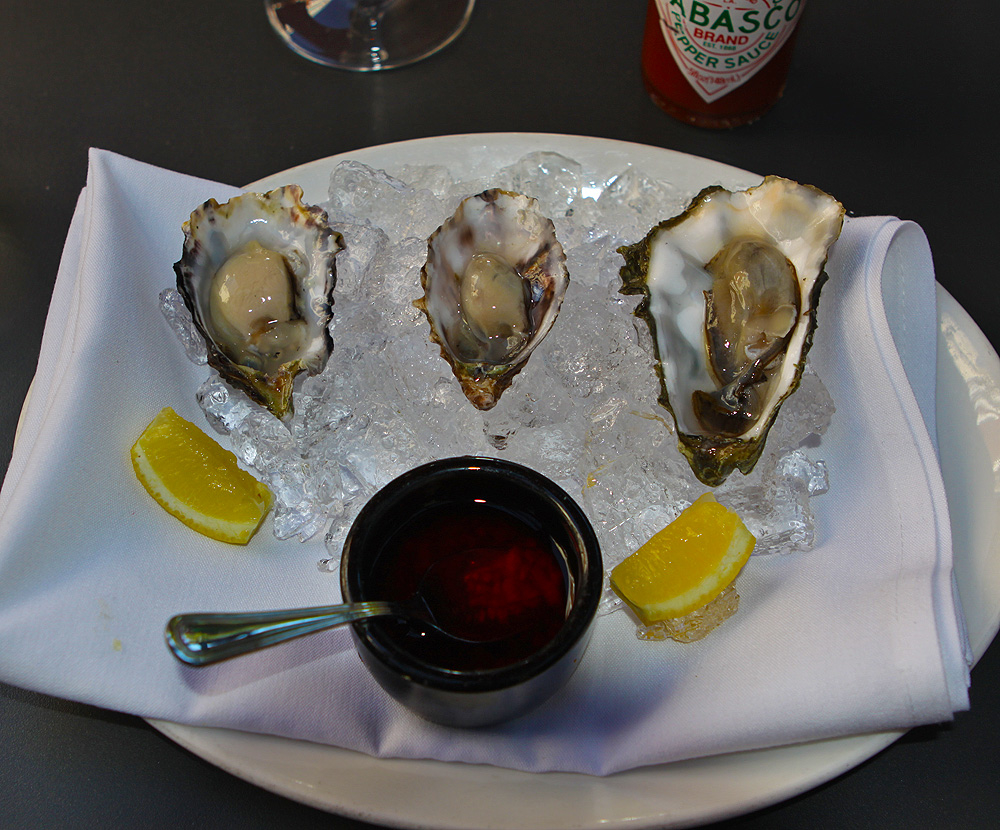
(160, 151, 835, 615)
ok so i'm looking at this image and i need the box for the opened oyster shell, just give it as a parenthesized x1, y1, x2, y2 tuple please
(175, 186, 344, 420)
(415, 189, 569, 410)
(619, 176, 844, 486)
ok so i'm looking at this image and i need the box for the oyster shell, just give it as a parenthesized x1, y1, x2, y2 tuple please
(619, 176, 844, 486)
(415, 189, 569, 410)
(175, 186, 344, 420)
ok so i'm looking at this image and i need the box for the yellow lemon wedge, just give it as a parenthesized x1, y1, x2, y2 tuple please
(131, 407, 272, 545)
(611, 493, 755, 625)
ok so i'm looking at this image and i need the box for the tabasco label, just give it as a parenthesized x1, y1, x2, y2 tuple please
(653, 0, 806, 103)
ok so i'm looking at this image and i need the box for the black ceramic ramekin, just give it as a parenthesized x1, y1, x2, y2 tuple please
(340, 456, 603, 727)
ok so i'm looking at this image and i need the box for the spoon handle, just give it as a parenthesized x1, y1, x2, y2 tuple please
(165, 601, 397, 667)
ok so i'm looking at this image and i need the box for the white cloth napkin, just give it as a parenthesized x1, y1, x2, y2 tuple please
(0, 149, 971, 775)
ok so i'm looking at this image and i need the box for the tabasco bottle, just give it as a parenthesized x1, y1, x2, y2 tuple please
(642, 0, 807, 129)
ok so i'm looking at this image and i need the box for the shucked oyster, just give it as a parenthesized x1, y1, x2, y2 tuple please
(416, 189, 569, 410)
(619, 176, 844, 486)
(175, 186, 344, 420)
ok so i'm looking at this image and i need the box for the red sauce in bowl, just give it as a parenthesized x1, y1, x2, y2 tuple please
(368, 501, 571, 671)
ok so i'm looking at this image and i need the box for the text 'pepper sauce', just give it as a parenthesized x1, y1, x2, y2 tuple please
(642, 0, 806, 129)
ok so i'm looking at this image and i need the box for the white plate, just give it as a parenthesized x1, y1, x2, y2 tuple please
(150, 134, 1000, 829)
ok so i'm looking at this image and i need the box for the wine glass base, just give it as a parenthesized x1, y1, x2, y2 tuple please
(265, 0, 475, 71)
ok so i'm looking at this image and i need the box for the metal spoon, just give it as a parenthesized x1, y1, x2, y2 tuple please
(165, 549, 534, 667)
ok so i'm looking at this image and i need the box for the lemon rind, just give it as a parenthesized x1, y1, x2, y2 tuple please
(610, 498, 756, 626)
(130, 408, 272, 545)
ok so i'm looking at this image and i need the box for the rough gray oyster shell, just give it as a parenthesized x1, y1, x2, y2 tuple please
(415, 189, 569, 410)
(174, 185, 344, 420)
(619, 176, 845, 486)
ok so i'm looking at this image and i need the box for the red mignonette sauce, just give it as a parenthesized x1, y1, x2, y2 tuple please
(368, 501, 571, 672)
(642, 0, 807, 128)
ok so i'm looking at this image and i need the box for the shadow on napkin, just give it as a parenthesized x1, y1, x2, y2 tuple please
(175, 628, 357, 696)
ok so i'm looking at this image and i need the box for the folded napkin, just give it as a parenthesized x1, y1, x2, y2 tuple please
(0, 149, 970, 775)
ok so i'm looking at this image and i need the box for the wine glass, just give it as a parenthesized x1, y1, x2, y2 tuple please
(265, 0, 475, 71)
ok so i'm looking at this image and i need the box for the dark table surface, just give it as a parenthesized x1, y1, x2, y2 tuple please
(3, 1, 999, 828)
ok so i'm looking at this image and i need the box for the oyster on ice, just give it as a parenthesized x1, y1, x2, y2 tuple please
(175, 186, 344, 420)
(416, 189, 569, 410)
(619, 176, 844, 486)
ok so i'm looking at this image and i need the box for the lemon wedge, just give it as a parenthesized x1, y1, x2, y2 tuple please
(611, 493, 755, 625)
(131, 407, 272, 544)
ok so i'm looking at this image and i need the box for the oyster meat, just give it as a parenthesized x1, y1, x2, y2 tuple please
(175, 186, 344, 420)
(619, 176, 845, 486)
(416, 189, 569, 410)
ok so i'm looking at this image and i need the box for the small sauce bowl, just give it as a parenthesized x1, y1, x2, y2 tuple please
(340, 456, 603, 727)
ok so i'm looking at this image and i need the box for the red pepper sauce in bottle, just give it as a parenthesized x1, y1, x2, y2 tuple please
(642, 0, 805, 129)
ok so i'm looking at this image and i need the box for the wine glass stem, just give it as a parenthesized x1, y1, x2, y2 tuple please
(351, 0, 388, 66)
